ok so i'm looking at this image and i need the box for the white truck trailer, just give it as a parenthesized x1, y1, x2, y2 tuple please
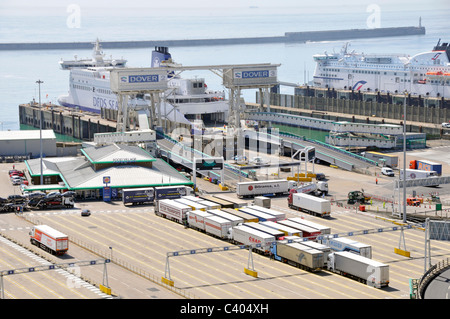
(238, 207, 277, 222)
(204, 215, 232, 239)
(29, 225, 69, 255)
(156, 199, 192, 224)
(288, 192, 331, 218)
(327, 251, 389, 288)
(287, 217, 331, 235)
(187, 210, 212, 231)
(230, 225, 276, 254)
(260, 221, 302, 237)
(236, 180, 296, 198)
(206, 209, 244, 227)
(243, 222, 285, 240)
(270, 241, 324, 272)
(320, 236, 372, 258)
(248, 205, 285, 221)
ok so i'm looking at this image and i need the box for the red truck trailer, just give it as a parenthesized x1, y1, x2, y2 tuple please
(29, 225, 69, 255)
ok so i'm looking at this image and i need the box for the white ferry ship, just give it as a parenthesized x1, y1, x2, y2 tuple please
(312, 40, 450, 98)
(58, 38, 127, 69)
(57, 45, 228, 125)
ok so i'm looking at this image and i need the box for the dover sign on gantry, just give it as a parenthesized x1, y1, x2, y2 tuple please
(110, 68, 169, 92)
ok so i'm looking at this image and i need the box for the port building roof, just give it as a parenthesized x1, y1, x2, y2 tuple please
(81, 143, 156, 164)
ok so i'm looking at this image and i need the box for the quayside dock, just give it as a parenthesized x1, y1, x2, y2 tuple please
(0, 26, 425, 50)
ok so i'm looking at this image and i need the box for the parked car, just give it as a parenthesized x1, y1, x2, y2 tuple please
(442, 122, 450, 128)
(250, 156, 268, 165)
(81, 209, 91, 217)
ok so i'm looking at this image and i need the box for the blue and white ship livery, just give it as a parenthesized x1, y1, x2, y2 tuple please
(312, 40, 450, 98)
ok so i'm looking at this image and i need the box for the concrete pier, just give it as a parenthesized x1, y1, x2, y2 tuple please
(1, 26, 425, 50)
(255, 88, 450, 138)
(18, 103, 116, 141)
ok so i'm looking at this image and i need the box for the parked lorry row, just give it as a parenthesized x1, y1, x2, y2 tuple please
(122, 186, 193, 205)
(154, 196, 388, 288)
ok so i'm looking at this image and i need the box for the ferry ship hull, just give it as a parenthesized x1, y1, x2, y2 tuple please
(312, 41, 450, 98)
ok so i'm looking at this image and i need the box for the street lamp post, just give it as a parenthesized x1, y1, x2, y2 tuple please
(403, 93, 407, 223)
(36, 80, 44, 185)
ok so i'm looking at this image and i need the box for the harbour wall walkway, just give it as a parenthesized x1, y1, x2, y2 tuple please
(1, 26, 425, 50)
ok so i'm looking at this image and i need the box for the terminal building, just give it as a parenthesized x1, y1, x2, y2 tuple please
(0, 130, 57, 159)
(24, 142, 193, 200)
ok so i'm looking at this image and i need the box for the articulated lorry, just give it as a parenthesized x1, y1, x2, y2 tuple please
(327, 251, 389, 288)
(292, 181, 328, 197)
(29, 225, 69, 255)
(409, 160, 442, 175)
(123, 186, 193, 205)
(155, 199, 192, 224)
(230, 225, 275, 254)
(236, 180, 297, 198)
(288, 192, 331, 218)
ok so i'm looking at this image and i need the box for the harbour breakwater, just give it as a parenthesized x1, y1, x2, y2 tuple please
(1, 26, 425, 50)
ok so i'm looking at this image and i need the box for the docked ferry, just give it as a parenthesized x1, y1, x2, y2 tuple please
(57, 45, 228, 125)
(58, 38, 127, 69)
(312, 40, 450, 98)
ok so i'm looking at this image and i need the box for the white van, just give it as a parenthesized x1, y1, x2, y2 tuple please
(381, 167, 395, 177)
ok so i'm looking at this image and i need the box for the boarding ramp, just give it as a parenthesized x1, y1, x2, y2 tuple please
(279, 132, 376, 171)
(156, 131, 250, 184)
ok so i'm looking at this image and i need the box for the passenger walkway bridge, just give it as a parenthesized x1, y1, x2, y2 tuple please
(245, 110, 403, 135)
(254, 130, 377, 171)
